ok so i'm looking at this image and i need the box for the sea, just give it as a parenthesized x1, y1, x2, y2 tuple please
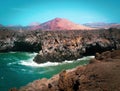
(0, 52, 94, 91)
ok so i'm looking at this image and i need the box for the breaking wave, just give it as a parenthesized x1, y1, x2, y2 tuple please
(7, 52, 94, 67)
(19, 56, 94, 67)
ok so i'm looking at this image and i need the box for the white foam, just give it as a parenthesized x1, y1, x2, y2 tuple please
(19, 56, 75, 67)
(25, 52, 38, 57)
(19, 56, 94, 67)
(7, 52, 38, 66)
(7, 62, 17, 65)
(7, 51, 94, 67)
(64, 60, 74, 63)
(20, 60, 59, 67)
(18, 53, 74, 67)
(77, 56, 94, 61)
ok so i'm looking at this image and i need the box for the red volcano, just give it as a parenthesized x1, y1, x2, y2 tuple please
(40, 18, 94, 30)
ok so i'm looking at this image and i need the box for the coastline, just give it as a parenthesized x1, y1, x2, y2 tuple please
(10, 50, 120, 91)
(0, 29, 120, 63)
(0, 52, 92, 91)
(0, 28, 120, 91)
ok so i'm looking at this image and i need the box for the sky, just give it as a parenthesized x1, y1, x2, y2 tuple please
(0, 0, 120, 26)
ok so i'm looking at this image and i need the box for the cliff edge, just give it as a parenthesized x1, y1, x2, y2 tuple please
(33, 29, 120, 63)
(10, 50, 120, 91)
(0, 28, 120, 63)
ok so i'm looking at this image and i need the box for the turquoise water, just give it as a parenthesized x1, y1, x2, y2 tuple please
(0, 52, 94, 91)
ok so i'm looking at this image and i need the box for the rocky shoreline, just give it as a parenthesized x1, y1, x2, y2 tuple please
(0, 28, 120, 63)
(1, 28, 119, 91)
(10, 50, 120, 91)
(0, 29, 42, 52)
(33, 29, 120, 63)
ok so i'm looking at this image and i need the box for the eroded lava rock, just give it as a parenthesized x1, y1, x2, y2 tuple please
(33, 29, 120, 63)
(10, 50, 120, 91)
(0, 28, 120, 63)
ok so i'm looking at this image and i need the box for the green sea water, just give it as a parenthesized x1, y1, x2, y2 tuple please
(0, 52, 94, 91)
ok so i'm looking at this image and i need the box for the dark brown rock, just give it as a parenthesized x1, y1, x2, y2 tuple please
(0, 28, 120, 63)
(9, 88, 18, 91)
(15, 50, 120, 91)
(33, 29, 120, 63)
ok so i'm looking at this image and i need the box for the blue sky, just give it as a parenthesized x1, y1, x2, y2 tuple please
(0, 0, 120, 26)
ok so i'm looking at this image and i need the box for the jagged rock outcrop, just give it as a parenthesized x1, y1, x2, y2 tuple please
(0, 29, 42, 52)
(0, 28, 120, 62)
(10, 50, 120, 91)
(33, 29, 120, 63)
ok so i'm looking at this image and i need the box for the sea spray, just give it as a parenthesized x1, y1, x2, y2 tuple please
(7, 52, 38, 66)
(19, 56, 94, 67)
(0, 52, 94, 91)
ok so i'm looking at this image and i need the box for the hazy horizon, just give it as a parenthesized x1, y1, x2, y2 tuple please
(0, 0, 120, 26)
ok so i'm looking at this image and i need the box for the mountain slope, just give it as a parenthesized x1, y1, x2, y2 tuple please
(40, 18, 94, 30)
(0, 24, 3, 27)
(0, 18, 95, 31)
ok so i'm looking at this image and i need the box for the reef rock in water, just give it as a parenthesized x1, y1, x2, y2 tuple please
(10, 50, 120, 91)
(0, 28, 120, 63)
(33, 29, 120, 63)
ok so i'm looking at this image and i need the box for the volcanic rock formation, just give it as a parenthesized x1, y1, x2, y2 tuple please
(10, 50, 120, 91)
(0, 28, 120, 63)
(40, 18, 94, 30)
(33, 28, 120, 63)
(2, 18, 94, 31)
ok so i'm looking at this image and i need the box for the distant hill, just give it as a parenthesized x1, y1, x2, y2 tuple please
(109, 24, 120, 29)
(0, 24, 4, 27)
(28, 22, 41, 30)
(39, 18, 94, 30)
(6, 25, 41, 31)
(0, 18, 94, 31)
(84, 22, 120, 29)
(1, 19, 120, 31)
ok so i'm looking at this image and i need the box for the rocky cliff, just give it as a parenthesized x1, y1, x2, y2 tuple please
(1, 18, 94, 31)
(33, 28, 120, 63)
(10, 50, 120, 91)
(0, 29, 42, 52)
(0, 28, 120, 63)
